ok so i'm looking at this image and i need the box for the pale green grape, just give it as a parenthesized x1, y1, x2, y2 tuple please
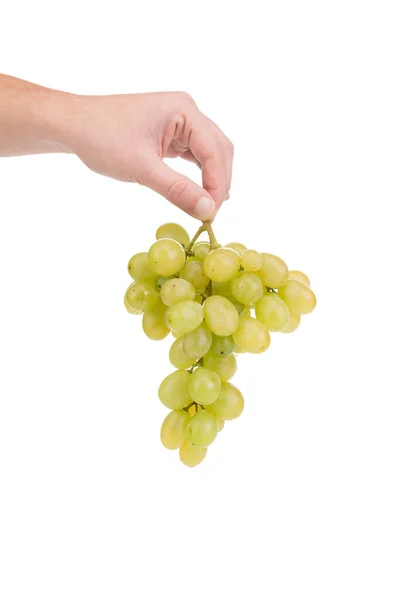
(126, 282, 159, 313)
(185, 410, 218, 446)
(203, 351, 237, 382)
(256, 253, 288, 288)
(277, 280, 316, 314)
(241, 308, 252, 319)
(182, 323, 212, 360)
(188, 367, 221, 405)
(160, 410, 190, 450)
(225, 242, 247, 255)
(231, 272, 264, 305)
(158, 370, 191, 410)
(232, 316, 270, 353)
(204, 295, 239, 337)
(180, 261, 210, 292)
(204, 248, 241, 282)
(194, 295, 203, 304)
(193, 242, 210, 262)
(142, 301, 170, 340)
(160, 278, 196, 307)
(124, 292, 141, 315)
(156, 275, 172, 291)
(288, 270, 311, 287)
(148, 239, 186, 276)
(255, 292, 290, 331)
(282, 310, 301, 333)
(165, 300, 204, 335)
(127, 252, 157, 282)
(240, 249, 262, 272)
(212, 282, 244, 315)
(169, 337, 194, 369)
(217, 420, 225, 432)
(206, 382, 244, 420)
(179, 439, 207, 467)
(156, 223, 190, 246)
(210, 335, 235, 357)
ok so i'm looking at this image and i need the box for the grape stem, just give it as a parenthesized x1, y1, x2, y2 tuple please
(186, 221, 220, 253)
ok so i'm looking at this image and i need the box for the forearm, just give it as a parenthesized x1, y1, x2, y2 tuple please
(0, 74, 72, 156)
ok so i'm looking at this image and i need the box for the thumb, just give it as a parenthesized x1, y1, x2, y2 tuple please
(143, 160, 215, 220)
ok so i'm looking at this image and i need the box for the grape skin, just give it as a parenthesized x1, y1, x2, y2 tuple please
(165, 300, 204, 335)
(188, 367, 221, 405)
(160, 277, 196, 307)
(158, 370, 192, 410)
(205, 382, 244, 420)
(179, 440, 207, 467)
(160, 410, 190, 450)
(156, 223, 190, 246)
(204, 295, 239, 337)
(204, 248, 241, 282)
(232, 316, 270, 353)
(277, 280, 316, 314)
(125, 222, 316, 467)
(185, 410, 218, 447)
(148, 238, 186, 276)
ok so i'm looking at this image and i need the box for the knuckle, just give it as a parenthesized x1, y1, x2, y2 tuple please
(167, 177, 190, 204)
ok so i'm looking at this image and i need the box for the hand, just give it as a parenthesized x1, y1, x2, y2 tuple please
(63, 92, 234, 220)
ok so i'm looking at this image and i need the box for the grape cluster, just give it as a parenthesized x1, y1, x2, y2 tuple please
(124, 222, 316, 467)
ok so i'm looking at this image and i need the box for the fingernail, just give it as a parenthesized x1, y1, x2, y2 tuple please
(224, 193, 230, 201)
(194, 196, 215, 220)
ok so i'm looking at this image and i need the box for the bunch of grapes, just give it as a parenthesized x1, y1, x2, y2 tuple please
(124, 221, 316, 467)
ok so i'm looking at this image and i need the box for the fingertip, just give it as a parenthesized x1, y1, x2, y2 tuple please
(193, 196, 215, 221)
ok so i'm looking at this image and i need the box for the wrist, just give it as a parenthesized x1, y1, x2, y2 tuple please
(33, 87, 79, 154)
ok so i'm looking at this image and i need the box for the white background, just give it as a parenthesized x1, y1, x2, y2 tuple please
(1, 1, 399, 599)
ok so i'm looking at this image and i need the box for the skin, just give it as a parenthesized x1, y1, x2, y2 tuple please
(0, 74, 233, 220)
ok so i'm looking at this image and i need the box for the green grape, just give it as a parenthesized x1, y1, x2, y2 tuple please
(193, 242, 210, 262)
(180, 261, 210, 292)
(127, 252, 157, 282)
(210, 335, 235, 357)
(232, 316, 270, 353)
(288, 270, 311, 287)
(160, 410, 190, 450)
(206, 382, 244, 420)
(182, 322, 212, 360)
(186, 410, 218, 446)
(204, 248, 241, 282)
(225, 242, 247, 255)
(165, 300, 204, 335)
(169, 337, 194, 369)
(158, 370, 191, 410)
(160, 277, 196, 307)
(124, 292, 141, 315)
(148, 239, 186, 276)
(240, 249, 262, 272)
(255, 292, 290, 332)
(188, 367, 221, 405)
(277, 280, 316, 314)
(204, 295, 240, 337)
(282, 310, 301, 333)
(241, 308, 252, 319)
(203, 351, 237, 382)
(217, 419, 225, 432)
(256, 253, 288, 288)
(231, 272, 264, 305)
(156, 275, 172, 291)
(142, 301, 170, 340)
(179, 439, 207, 467)
(212, 282, 244, 315)
(126, 281, 159, 313)
(156, 222, 190, 246)
(194, 295, 203, 304)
